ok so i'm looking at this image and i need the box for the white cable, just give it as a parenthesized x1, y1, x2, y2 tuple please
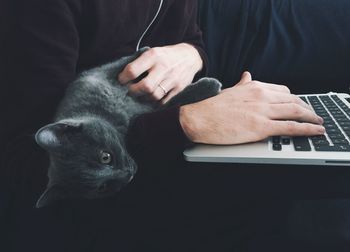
(136, 0, 163, 51)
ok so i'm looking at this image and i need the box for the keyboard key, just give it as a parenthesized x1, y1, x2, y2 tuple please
(293, 137, 311, 151)
(272, 136, 281, 144)
(315, 144, 350, 152)
(332, 95, 350, 116)
(273, 143, 282, 151)
(312, 139, 330, 146)
(310, 135, 328, 141)
(339, 122, 350, 127)
(328, 133, 346, 140)
(332, 139, 349, 144)
(326, 128, 342, 134)
(324, 123, 337, 129)
(317, 112, 329, 117)
(310, 135, 329, 145)
(296, 94, 350, 153)
(334, 118, 349, 123)
(281, 138, 291, 145)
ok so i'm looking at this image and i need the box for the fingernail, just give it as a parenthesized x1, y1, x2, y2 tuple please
(318, 116, 324, 124)
(319, 127, 326, 134)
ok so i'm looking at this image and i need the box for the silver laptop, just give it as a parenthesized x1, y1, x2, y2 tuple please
(184, 92, 350, 166)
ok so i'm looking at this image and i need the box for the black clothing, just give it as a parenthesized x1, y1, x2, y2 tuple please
(198, 0, 350, 93)
(1, 0, 206, 166)
(0, 0, 207, 250)
(2, 0, 350, 251)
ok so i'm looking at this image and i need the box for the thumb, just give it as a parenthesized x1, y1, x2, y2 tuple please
(235, 71, 252, 86)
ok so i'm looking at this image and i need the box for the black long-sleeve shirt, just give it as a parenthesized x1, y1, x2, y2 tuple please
(0, 0, 207, 184)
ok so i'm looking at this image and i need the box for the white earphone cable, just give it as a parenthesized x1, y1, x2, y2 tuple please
(136, 0, 164, 51)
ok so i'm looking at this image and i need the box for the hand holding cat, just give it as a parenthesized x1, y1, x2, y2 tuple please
(179, 72, 325, 145)
(118, 43, 203, 104)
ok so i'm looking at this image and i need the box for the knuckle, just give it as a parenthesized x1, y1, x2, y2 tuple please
(250, 115, 261, 128)
(291, 94, 299, 102)
(148, 48, 161, 58)
(140, 81, 154, 93)
(150, 92, 162, 101)
(157, 62, 170, 72)
(157, 62, 168, 70)
(124, 64, 137, 78)
(265, 104, 274, 115)
(304, 124, 313, 133)
(291, 104, 302, 117)
(251, 85, 265, 98)
(250, 111, 261, 123)
(257, 118, 272, 138)
(286, 121, 298, 134)
(280, 85, 290, 93)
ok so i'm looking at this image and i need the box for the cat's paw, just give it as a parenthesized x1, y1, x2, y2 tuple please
(165, 78, 223, 107)
(195, 77, 222, 95)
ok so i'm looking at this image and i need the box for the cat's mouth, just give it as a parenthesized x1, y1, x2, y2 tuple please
(98, 174, 134, 195)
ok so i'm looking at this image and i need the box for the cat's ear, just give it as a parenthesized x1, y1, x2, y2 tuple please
(36, 184, 68, 208)
(35, 121, 82, 150)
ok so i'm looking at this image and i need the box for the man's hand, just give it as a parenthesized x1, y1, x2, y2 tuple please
(179, 72, 325, 145)
(118, 43, 203, 104)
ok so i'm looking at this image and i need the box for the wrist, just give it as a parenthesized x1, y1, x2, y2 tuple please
(181, 43, 203, 73)
(179, 104, 201, 143)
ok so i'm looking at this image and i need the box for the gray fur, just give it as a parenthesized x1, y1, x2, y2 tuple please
(35, 47, 222, 208)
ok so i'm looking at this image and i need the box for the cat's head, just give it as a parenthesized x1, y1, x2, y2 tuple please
(35, 117, 136, 208)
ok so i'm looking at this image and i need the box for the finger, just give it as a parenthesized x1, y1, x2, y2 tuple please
(235, 71, 252, 86)
(269, 120, 326, 136)
(151, 79, 173, 102)
(267, 103, 323, 125)
(161, 84, 185, 105)
(250, 89, 311, 110)
(251, 81, 290, 94)
(128, 67, 165, 96)
(270, 92, 312, 110)
(118, 51, 156, 84)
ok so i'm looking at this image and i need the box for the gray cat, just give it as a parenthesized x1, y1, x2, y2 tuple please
(35, 47, 222, 208)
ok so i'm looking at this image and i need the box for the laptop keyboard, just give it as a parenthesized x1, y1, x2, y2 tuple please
(272, 94, 350, 152)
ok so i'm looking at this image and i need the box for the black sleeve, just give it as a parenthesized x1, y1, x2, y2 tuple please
(126, 106, 193, 166)
(1, 0, 81, 154)
(181, 0, 209, 79)
(0, 0, 82, 191)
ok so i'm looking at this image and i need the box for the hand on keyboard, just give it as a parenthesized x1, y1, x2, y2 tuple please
(179, 72, 325, 145)
(273, 95, 350, 152)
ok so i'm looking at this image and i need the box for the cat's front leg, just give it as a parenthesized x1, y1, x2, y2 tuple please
(165, 78, 222, 107)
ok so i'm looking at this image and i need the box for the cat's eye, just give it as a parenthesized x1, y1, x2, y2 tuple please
(99, 151, 112, 164)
